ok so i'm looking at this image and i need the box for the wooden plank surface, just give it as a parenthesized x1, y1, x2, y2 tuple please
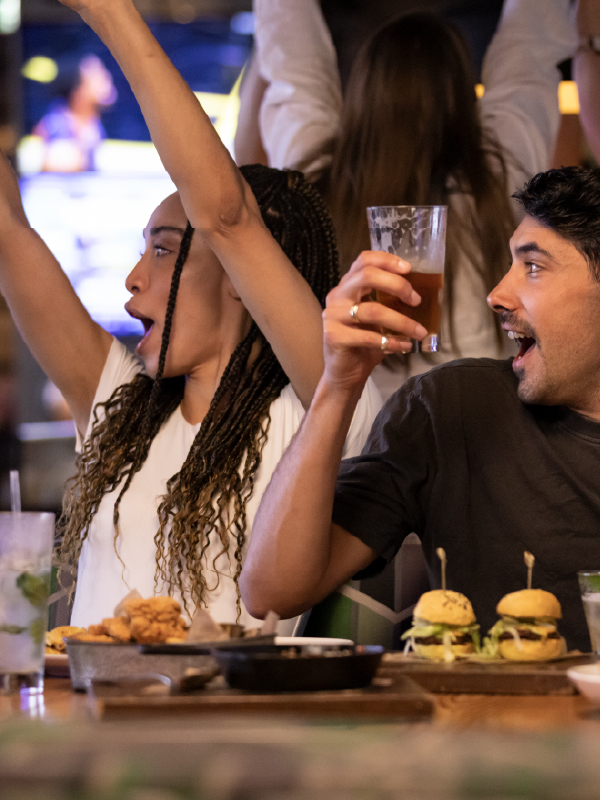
(379, 654, 596, 695)
(87, 674, 435, 721)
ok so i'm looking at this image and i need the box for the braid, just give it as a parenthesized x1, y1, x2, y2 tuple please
(111, 222, 194, 548)
(58, 166, 339, 617)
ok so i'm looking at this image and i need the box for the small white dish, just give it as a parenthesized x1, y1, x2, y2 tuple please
(274, 636, 354, 647)
(567, 663, 600, 703)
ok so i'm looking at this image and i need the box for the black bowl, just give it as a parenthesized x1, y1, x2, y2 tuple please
(212, 644, 384, 693)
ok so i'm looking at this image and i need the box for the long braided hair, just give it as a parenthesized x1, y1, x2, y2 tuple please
(57, 165, 339, 615)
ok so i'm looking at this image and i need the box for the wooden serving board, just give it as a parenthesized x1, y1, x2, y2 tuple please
(379, 654, 596, 695)
(87, 673, 434, 721)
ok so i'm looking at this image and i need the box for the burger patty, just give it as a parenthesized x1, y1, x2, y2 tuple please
(499, 630, 559, 641)
(413, 633, 472, 645)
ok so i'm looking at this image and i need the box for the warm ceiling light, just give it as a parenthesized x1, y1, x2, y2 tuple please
(475, 81, 579, 115)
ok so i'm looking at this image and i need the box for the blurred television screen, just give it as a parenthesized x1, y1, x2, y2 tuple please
(18, 16, 253, 336)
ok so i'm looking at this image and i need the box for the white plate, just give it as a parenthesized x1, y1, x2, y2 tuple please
(44, 653, 70, 676)
(274, 637, 354, 647)
(567, 663, 600, 703)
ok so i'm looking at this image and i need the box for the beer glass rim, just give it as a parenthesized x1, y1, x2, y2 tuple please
(367, 205, 448, 213)
(367, 204, 448, 211)
(578, 570, 600, 576)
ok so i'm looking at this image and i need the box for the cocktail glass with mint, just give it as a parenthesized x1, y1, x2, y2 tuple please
(0, 512, 54, 694)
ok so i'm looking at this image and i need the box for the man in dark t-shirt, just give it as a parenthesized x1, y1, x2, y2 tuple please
(241, 166, 600, 653)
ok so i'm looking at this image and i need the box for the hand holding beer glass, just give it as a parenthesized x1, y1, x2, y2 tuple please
(367, 206, 447, 353)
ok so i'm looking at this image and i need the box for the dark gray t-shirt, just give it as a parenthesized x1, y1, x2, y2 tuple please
(332, 358, 600, 651)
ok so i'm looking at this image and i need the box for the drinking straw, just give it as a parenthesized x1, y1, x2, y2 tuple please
(524, 551, 535, 590)
(9, 470, 21, 514)
(436, 547, 447, 591)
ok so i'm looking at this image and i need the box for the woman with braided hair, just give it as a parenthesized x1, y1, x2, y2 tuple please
(0, 0, 383, 629)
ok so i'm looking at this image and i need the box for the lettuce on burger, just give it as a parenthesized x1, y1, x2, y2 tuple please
(488, 589, 565, 661)
(401, 589, 480, 662)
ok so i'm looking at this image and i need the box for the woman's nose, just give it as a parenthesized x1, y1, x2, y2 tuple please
(125, 255, 146, 295)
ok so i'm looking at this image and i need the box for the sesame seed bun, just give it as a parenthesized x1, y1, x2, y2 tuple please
(413, 590, 475, 626)
(496, 589, 562, 620)
(413, 641, 474, 661)
(498, 636, 566, 662)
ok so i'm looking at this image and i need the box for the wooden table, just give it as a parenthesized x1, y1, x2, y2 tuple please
(3, 676, 599, 731)
(4, 678, 600, 799)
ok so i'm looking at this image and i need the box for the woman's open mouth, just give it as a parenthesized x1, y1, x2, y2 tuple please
(125, 305, 155, 348)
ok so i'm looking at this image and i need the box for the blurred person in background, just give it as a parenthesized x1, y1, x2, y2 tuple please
(33, 54, 117, 171)
(0, 0, 380, 629)
(239, 0, 576, 401)
(574, 0, 600, 164)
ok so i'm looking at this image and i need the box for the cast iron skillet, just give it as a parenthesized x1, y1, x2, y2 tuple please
(212, 644, 384, 692)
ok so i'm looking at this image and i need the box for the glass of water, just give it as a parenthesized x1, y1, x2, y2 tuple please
(0, 512, 55, 695)
(578, 570, 600, 655)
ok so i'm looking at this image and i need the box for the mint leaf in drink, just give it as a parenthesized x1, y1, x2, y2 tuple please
(29, 617, 45, 645)
(0, 624, 27, 635)
(16, 572, 50, 607)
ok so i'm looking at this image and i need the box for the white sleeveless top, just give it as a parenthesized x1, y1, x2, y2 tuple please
(70, 339, 382, 631)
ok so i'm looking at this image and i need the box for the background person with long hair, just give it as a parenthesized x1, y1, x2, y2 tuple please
(0, 0, 382, 629)
(244, 0, 576, 400)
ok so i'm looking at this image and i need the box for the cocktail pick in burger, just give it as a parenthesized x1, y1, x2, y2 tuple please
(488, 551, 566, 661)
(401, 548, 480, 662)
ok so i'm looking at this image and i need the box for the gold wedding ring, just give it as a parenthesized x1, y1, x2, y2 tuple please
(381, 334, 390, 353)
(349, 303, 361, 324)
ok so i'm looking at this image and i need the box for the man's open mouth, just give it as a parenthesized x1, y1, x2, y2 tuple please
(507, 330, 536, 359)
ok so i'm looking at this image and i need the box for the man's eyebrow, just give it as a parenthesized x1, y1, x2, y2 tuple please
(145, 226, 186, 237)
(514, 241, 554, 259)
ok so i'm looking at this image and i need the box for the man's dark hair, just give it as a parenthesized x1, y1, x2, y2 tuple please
(514, 166, 600, 282)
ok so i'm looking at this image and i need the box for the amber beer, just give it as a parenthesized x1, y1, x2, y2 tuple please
(367, 205, 447, 353)
(376, 269, 443, 343)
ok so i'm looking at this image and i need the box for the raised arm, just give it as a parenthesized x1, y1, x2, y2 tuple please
(481, 0, 577, 187)
(0, 150, 111, 435)
(574, 0, 600, 164)
(63, 0, 325, 408)
(241, 251, 427, 618)
(253, 0, 342, 178)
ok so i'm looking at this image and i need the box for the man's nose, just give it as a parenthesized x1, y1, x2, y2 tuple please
(487, 268, 517, 314)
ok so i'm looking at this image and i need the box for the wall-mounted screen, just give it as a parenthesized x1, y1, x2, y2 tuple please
(18, 17, 253, 336)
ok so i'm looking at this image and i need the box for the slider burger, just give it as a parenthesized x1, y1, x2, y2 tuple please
(401, 590, 480, 661)
(488, 589, 565, 661)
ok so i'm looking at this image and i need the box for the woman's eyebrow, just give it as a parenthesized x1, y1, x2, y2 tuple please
(149, 226, 186, 237)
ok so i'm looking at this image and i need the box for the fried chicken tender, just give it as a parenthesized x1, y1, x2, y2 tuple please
(124, 596, 182, 624)
(45, 626, 87, 653)
(129, 616, 187, 644)
(67, 632, 115, 643)
(101, 616, 132, 642)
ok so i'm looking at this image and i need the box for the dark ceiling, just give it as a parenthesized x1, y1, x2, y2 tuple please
(22, 0, 504, 80)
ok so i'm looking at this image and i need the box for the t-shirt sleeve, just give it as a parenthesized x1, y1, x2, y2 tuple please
(332, 381, 436, 565)
(342, 377, 382, 460)
(75, 338, 144, 452)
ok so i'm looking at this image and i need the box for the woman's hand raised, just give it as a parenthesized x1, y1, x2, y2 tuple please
(322, 251, 427, 393)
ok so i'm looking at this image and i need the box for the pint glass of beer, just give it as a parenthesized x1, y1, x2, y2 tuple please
(367, 205, 447, 353)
